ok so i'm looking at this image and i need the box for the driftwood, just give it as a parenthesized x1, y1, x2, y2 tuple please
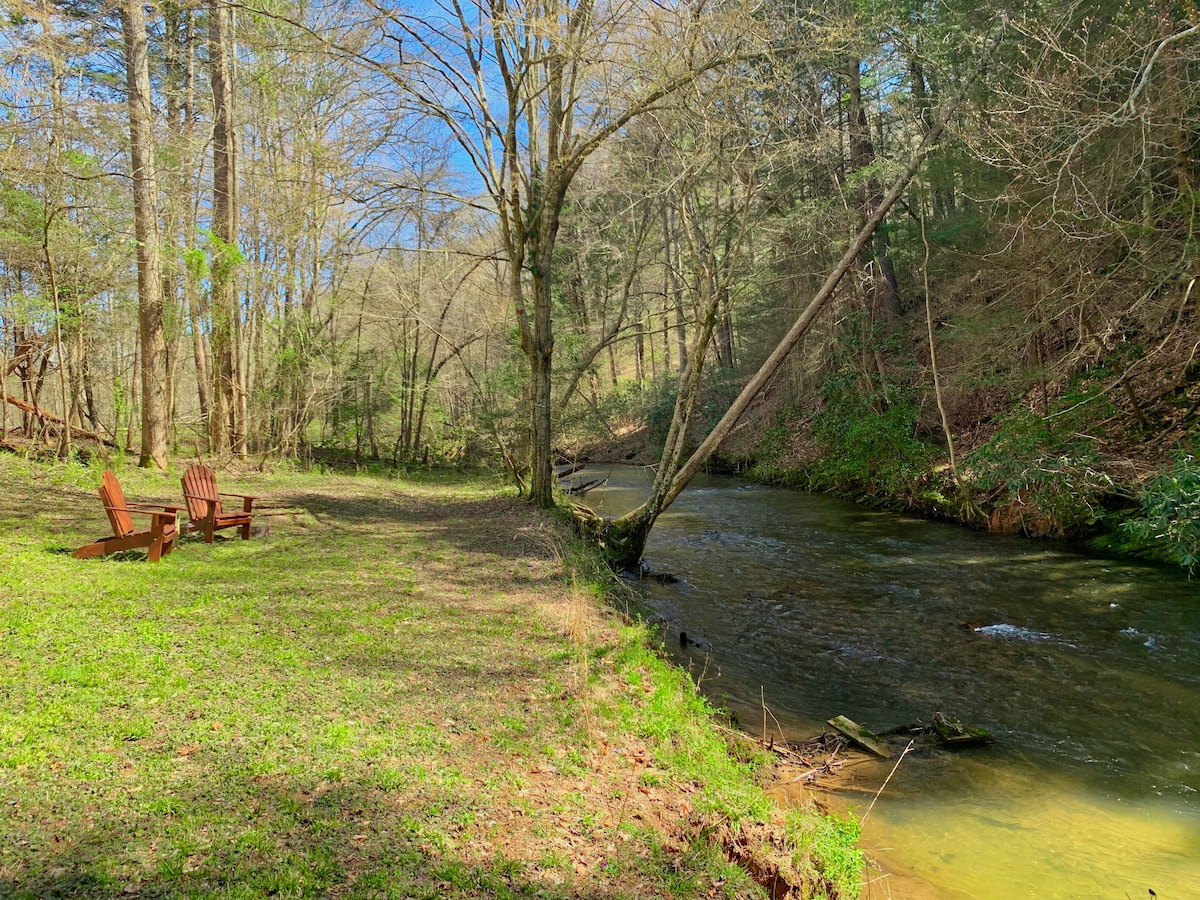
(877, 714, 994, 748)
(562, 476, 607, 495)
(768, 736, 848, 783)
(930, 712, 994, 747)
(556, 461, 608, 495)
(2, 394, 118, 449)
(783, 713, 993, 769)
(827, 715, 892, 758)
(759, 712, 994, 798)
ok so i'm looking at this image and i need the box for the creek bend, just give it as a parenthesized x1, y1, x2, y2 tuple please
(575, 465, 1200, 899)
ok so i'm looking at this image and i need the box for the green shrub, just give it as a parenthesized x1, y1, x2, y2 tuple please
(807, 370, 935, 499)
(633, 369, 681, 448)
(1116, 453, 1200, 575)
(963, 394, 1116, 533)
(635, 368, 742, 451)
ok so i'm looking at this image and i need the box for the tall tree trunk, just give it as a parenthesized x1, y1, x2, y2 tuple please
(165, 1, 206, 448)
(36, 9, 76, 459)
(922, 207, 956, 475)
(716, 284, 735, 368)
(126, 342, 139, 453)
(210, 0, 240, 457)
(43, 217, 71, 459)
(910, 55, 954, 219)
(0, 314, 8, 442)
(847, 57, 901, 321)
(528, 265, 556, 506)
(664, 206, 688, 374)
(635, 320, 645, 386)
(187, 279, 212, 449)
(79, 332, 100, 430)
(234, 287, 248, 455)
(124, 0, 169, 469)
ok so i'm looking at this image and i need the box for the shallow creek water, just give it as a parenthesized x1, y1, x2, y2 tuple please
(574, 465, 1200, 899)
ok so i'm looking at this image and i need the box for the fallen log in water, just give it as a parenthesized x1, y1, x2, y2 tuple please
(562, 476, 607, 495)
(930, 712, 994, 747)
(805, 712, 993, 761)
(827, 715, 892, 758)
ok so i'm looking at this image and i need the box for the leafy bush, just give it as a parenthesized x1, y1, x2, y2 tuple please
(807, 371, 935, 499)
(634, 368, 742, 451)
(554, 375, 650, 449)
(1117, 453, 1200, 575)
(964, 394, 1116, 533)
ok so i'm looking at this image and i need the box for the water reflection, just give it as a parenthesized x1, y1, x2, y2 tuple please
(575, 465, 1200, 899)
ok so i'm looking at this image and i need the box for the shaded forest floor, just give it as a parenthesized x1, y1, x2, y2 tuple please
(0, 458, 859, 899)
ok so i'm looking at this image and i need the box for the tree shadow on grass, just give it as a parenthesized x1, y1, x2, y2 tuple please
(277, 490, 558, 564)
(29, 478, 556, 572)
(48, 547, 158, 562)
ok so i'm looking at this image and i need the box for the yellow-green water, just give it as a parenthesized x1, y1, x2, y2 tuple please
(578, 466, 1200, 899)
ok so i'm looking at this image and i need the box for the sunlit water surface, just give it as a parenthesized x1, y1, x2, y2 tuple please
(575, 465, 1200, 899)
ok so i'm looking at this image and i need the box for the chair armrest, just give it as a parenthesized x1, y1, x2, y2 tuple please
(181, 493, 217, 519)
(126, 502, 186, 512)
(219, 492, 258, 514)
(105, 505, 177, 523)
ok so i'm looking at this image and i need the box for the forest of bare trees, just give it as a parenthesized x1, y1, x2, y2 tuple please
(2, 0, 1198, 561)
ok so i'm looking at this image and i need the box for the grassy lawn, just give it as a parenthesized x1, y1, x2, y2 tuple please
(0, 455, 860, 899)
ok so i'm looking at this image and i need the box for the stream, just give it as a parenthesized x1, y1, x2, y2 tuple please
(573, 465, 1200, 899)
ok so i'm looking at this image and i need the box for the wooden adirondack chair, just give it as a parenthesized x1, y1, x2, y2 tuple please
(72, 470, 181, 562)
(181, 464, 258, 543)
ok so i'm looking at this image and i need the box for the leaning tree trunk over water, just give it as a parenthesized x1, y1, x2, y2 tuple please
(583, 20, 1008, 569)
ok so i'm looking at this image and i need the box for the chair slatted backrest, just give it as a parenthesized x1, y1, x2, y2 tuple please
(182, 464, 219, 522)
(100, 470, 136, 538)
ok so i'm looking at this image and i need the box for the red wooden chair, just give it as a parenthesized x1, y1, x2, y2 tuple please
(72, 470, 181, 562)
(181, 464, 258, 543)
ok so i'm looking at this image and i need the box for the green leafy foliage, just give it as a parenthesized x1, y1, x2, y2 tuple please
(1116, 454, 1200, 575)
(964, 393, 1116, 533)
(807, 363, 935, 500)
(810, 398, 934, 499)
(0, 184, 43, 252)
(556, 376, 644, 450)
(789, 811, 863, 900)
(202, 228, 247, 284)
(635, 368, 744, 453)
(637, 373, 683, 447)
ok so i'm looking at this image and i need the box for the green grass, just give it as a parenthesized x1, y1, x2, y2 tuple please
(0, 454, 861, 898)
